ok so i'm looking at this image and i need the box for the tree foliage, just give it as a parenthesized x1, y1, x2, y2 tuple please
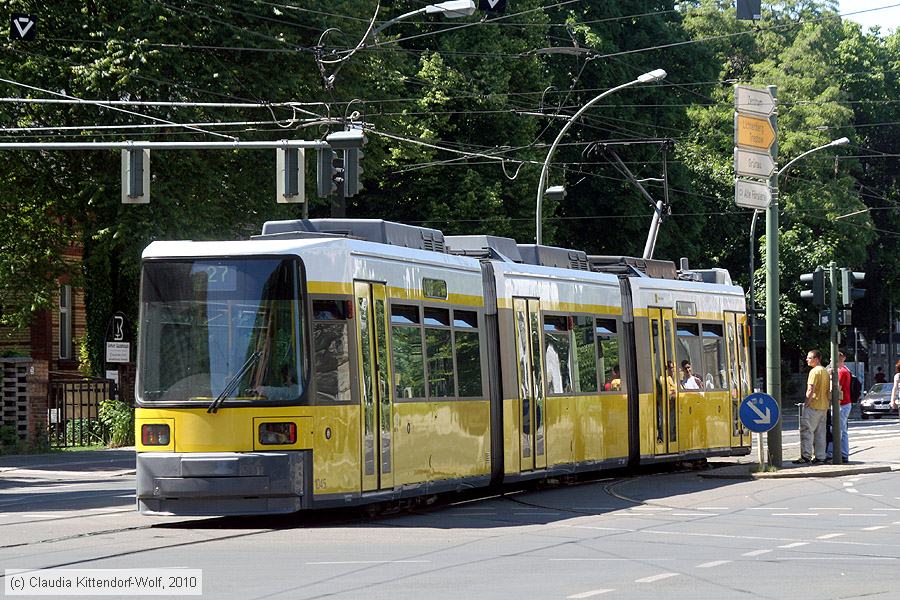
(0, 0, 898, 374)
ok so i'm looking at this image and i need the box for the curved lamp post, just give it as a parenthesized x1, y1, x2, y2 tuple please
(535, 69, 666, 244)
(318, 1, 476, 88)
(373, 0, 475, 39)
(760, 134, 849, 467)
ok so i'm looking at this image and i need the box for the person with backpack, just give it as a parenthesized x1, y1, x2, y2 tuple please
(826, 350, 852, 462)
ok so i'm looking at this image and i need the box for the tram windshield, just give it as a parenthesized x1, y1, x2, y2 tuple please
(138, 257, 304, 405)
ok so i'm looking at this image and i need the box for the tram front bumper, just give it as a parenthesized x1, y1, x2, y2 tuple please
(136, 451, 312, 516)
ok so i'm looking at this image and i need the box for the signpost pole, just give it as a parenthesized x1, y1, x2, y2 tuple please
(763, 85, 782, 468)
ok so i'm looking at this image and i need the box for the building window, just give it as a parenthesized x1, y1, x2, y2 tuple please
(59, 285, 72, 360)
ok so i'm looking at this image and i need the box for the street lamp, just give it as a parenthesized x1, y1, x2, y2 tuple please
(535, 69, 666, 244)
(373, 0, 476, 39)
(317, 0, 476, 89)
(761, 134, 849, 467)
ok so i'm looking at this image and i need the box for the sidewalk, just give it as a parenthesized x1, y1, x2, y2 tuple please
(704, 410, 900, 479)
(0, 448, 136, 478)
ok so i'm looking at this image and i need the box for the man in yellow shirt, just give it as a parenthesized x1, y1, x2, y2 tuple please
(794, 349, 831, 464)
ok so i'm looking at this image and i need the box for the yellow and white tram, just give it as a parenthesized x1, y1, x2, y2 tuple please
(135, 219, 751, 516)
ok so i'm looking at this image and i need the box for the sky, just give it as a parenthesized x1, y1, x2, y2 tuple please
(838, 1, 900, 34)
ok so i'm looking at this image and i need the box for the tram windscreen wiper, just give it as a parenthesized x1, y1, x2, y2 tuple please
(208, 350, 262, 414)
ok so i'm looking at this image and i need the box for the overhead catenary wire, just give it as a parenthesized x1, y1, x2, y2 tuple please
(0, 76, 238, 141)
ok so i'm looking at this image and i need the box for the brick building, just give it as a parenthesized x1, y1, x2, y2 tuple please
(1, 244, 88, 446)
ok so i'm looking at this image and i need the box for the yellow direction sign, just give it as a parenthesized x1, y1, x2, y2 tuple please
(735, 113, 776, 151)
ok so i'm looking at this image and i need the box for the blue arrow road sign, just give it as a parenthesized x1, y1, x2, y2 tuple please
(739, 392, 780, 433)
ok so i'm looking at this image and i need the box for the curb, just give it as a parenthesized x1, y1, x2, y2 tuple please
(0, 468, 136, 479)
(701, 464, 894, 480)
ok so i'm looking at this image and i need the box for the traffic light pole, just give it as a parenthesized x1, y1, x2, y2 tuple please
(829, 262, 843, 465)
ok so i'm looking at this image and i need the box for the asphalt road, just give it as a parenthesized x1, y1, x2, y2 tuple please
(1, 417, 899, 600)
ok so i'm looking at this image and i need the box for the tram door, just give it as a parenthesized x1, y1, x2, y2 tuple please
(726, 311, 752, 446)
(513, 298, 546, 471)
(354, 281, 394, 492)
(649, 308, 678, 454)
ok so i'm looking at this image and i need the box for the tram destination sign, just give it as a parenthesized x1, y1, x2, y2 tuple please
(734, 85, 776, 116)
(735, 178, 772, 209)
(734, 147, 776, 179)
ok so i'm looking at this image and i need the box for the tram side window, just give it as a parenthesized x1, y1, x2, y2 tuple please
(701, 323, 727, 390)
(596, 319, 622, 391)
(453, 310, 483, 398)
(424, 307, 454, 398)
(544, 315, 573, 395)
(391, 304, 426, 399)
(312, 299, 352, 404)
(675, 323, 703, 391)
(574, 316, 598, 393)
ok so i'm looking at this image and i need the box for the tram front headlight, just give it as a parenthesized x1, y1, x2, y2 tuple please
(259, 422, 297, 445)
(141, 424, 170, 446)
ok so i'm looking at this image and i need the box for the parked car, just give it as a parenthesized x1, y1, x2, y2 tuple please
(859, 383, 899, 419)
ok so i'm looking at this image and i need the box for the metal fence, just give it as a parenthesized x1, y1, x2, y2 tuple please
(47, 374, 115, 448)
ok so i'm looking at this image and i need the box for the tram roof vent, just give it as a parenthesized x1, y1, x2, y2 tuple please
(588, 255, 678, 279)
(259, 219, 446, 253)
(687, 268, 733, 286)
(517, 244, 591, 271)
(444, 235, 523, 262)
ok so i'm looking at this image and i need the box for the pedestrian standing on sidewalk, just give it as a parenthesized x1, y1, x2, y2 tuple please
(826, 350, 852, 462)
(794, 349, 830, 465)
(889, 359, 900, 413)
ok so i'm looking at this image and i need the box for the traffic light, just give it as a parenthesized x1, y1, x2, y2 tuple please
(343, 147, 363, 197)
(840, 269, 865, 306)
(800, 267, 825, 306)
(121, 147, 150, 204)
(316, 147, 337, 197)
(276, 147, 304, 204)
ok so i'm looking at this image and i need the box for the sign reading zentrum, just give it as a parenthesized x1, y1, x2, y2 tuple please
(734, 85, 777, 210)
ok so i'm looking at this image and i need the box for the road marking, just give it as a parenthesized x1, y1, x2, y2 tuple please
(873, 508, 900, 511)
(861, 493, 884, 497)
(21, 514, 61, 518)
(449, 512, 495, 516)
(810, 507, 852, 510)
(773, 513, 818, 516)
(746, 507, 788, 510)
(773, 557, 895, 561)
(839, 514, 886, 517)
(630, 506, 671, 511)
(550, 559, 674, 562)
(635, 573, 679, 583)
(743, 549, 772, 557)
(817, 533, 845, 539)
(845, 489, 860, 494)
(695, 507, 729, 510)
(697, 560, 731, 568)
(843, 482, 854, 487)
(778, 542, 808, 549)
(565, 525, 893, 548)
(671, 513, 715, 516)
(306, 561, 431, 565)
(862, 526, 888, 531)
(567, 590, 614, 598)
